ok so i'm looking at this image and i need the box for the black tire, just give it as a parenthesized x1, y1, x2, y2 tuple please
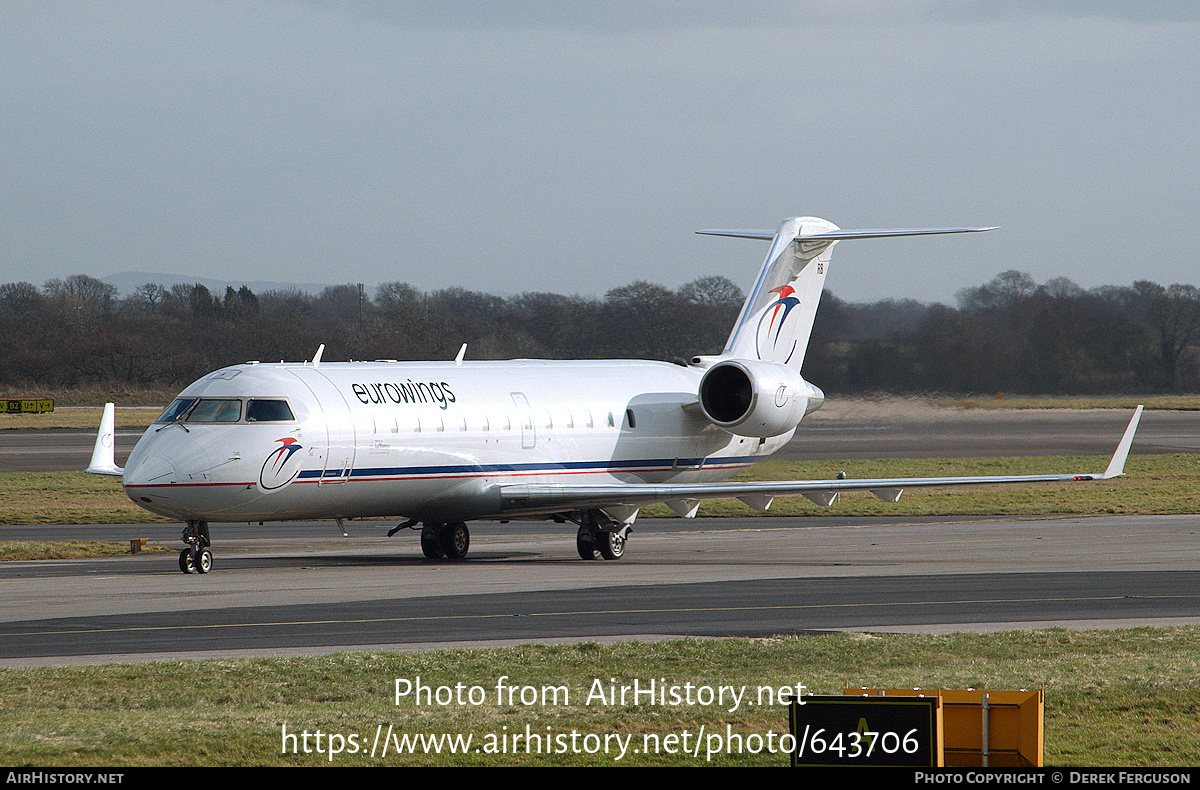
(178, 548, 196, 574)
(597, 530, 625, 560)
(196, 548, 213, 574)
(576, 533, 598, 560)
(421, 527, 443, 559)
(441, 522, 470, 560)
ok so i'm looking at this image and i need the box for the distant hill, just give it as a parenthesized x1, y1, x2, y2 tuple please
(101, 271, 347, 298)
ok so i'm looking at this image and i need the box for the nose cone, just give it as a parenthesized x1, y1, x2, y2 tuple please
(121, 427, 214, 519)
(122, 452, 180, 489)
(121, 449, 186, 519)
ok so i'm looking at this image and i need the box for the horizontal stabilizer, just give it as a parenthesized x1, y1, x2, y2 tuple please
(696, 226, 997, 241)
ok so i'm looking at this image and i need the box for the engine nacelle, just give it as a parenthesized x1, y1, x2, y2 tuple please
(697, 359, 824, 438)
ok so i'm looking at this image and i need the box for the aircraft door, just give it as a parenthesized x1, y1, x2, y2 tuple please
(300, 370, 356, 484)
(322, 405, 355, 485)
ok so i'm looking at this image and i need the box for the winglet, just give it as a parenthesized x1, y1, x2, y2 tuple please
(85, 402, 124, 476)
(1101, 406, 1143, 479)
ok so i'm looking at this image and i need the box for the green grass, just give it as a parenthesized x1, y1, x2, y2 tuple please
(933, 394, 1200, 410)
(0, 406, 161, 431)
(1, 630, 1196, 766)
(0, 386, 178, 408)
(644, 453, 1200, 519)
(0, 540, 170, 560)
(0, 472, 169, 526)
(0, 386, 168, 431)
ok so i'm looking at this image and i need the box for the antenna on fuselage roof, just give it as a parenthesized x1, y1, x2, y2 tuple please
(455, 343, 467, 366)
(311, 344, 325, 368)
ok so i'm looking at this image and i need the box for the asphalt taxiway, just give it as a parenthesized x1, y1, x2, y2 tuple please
(2, 514, 1197, 666)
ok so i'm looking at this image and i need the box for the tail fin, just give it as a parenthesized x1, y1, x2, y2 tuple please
(698, 218, 997, 371)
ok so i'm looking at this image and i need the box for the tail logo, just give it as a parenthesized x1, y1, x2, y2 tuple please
(260, 437, 304, 491)
(755, 285, 801, 363)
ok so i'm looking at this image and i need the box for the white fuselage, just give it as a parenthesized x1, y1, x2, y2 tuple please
(122, 359, 797, 523)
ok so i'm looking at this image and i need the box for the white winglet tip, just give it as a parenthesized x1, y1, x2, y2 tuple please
(85, 402, 124, 476)
(1102, 405, 1143, 479)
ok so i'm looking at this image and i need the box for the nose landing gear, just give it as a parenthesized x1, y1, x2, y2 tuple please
(178, 520, 212, 574)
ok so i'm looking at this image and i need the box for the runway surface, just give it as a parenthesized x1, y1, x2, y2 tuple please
(2, 514, 1198, 666)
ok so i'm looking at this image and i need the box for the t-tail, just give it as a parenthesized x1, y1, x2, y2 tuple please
(693, 217, 995, 438)
(698, 217, 998, 371)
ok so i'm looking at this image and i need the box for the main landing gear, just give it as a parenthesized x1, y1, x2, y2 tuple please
(403, 512, 631, 562)
(420, 521, 471, 560)
(178, 520, 212, 574)
(575, 511, 629, 561)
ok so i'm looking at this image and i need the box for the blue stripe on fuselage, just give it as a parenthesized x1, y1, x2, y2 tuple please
(297, 455, 754, 480)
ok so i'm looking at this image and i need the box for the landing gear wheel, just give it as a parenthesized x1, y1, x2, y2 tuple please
(597, 530, 626, 560)
(576, 533, 599, 560)
(179, 520, 212, 575)
(441, 522, 470, 560)
(421, 525, 444, 559)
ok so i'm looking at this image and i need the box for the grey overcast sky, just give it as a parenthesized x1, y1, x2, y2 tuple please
(2, 2, 1197, 305)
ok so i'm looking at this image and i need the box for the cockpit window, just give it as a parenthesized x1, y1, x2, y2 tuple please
(156, 398, 196, 423)
(154, 397, 294, 424)
(246, 399, 295, 422)
(185, 398, 242, 423)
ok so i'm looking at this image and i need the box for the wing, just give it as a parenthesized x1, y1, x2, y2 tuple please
(498, 407, 1143, 518)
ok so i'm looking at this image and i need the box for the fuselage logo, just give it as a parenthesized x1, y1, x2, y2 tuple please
(351, 380, 456, 410)
(755, 285, 801, 363)
(260, 437, 303, 491)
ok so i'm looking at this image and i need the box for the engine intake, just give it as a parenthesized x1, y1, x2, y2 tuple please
(698, 359, 823, 438)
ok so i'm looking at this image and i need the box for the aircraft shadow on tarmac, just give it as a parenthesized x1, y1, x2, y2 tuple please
(246, 552, 546, 568)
